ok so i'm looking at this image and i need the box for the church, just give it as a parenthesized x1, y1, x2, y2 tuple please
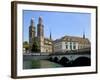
(29, 16, 53, 53)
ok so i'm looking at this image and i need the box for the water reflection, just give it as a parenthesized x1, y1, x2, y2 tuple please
(23, 60, 63, 69)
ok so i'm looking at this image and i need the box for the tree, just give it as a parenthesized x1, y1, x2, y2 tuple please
(31, 41, 40, 52)
(23, 41, 28, 45)
(23, 41, 29, 52)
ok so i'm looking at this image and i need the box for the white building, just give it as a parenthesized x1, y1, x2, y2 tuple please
(53, 35, 90, 53)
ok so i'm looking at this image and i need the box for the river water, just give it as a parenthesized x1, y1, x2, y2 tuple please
(23, 60, 63, 69)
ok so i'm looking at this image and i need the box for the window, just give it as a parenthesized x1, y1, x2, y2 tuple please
(70, 42, 72, 50)
(66, 45, 68, 49)
(73, 42, 76, 49)
(73, 45, 76, 49)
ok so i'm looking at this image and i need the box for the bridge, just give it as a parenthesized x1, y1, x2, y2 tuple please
(23, 48, 91, 67)
(49, 53, 90, 61)
(49, 48, 90, 61)
(48, 48, 91, 66)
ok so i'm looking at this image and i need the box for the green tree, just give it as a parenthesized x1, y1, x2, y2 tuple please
(23, 41, 29, 52)
(31, 41, 40, 52)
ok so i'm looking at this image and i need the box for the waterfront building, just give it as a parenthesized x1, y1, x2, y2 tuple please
(53, 35, 90, 53)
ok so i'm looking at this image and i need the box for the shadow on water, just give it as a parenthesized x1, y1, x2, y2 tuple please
(48, 56, 91, 67)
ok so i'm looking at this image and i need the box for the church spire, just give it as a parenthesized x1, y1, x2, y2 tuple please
(39, 16, 43, 24)
(50, 31, 52, 40)
(83, 31, 85, 39)
(49, 28, 52, 40)
(37, 16, 44, 37)
(30, 17, 34, 26)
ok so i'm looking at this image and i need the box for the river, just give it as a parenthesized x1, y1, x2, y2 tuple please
(23, 60, 63, 69)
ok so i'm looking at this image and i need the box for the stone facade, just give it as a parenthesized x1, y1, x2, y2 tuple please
(29, 17, 53, 53)
(29, 18, 36, 52)
(53, 35, 90, 52)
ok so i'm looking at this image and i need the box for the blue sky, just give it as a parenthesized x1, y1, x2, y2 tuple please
(23, 10, 91, 42)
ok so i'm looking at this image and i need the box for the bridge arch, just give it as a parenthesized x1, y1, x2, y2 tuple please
(53, 57, 59, 63)
(59, 57, 69, 66)
(49, 57, 53, 61)
(73, 57, 91, 66)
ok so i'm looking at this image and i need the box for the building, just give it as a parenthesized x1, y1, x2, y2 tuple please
(28, 16, 90, 54)
(29, 16, 53, 53)
(53, 35, 90, 53)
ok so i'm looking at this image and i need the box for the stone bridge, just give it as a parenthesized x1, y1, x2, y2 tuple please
(49, 53, 90, 61)
(49, 48, 90, 61)
(48, 50, 91, 66)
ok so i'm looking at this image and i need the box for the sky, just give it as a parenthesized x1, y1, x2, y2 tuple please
(23, 10, 91, 42)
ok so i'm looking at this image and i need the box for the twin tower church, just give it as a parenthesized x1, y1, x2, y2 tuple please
(29, 16, 90, 53)
(29, 16, 53, 53)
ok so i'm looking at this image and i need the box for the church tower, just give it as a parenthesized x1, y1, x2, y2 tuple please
(29, 18, 36, 52)
(37, 16, 44, 52)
